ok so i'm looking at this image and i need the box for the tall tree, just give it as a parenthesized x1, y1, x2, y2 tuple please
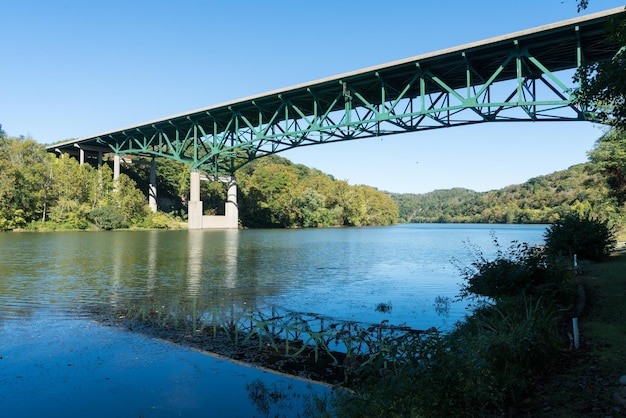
(574, 10, 626, 131)
(0, 136, 50, 228)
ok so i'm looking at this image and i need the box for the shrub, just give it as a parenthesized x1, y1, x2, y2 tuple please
(458, 238, 577, 309)
(142, 211, 174, 229)
(89, 206, 127, 230)
(544, 212, 616, 261)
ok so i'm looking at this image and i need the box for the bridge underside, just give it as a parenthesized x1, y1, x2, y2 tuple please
(48, 7, 625, 228)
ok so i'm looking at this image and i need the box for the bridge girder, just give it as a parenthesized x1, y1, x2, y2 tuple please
(48, 7, 625, 176)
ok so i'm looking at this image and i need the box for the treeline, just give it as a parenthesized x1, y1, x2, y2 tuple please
(235, 155, 399, 228)
(0, 128, 398, 230)
(4, 122, 626, 231)
(391, 163, 614, 224)
(114, 154, 400, 228)
(0, 133, 160, 231)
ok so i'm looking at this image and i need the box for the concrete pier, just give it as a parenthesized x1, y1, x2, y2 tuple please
(188, 172, 238, 230)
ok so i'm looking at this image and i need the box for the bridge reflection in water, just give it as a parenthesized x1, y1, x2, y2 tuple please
(97, 300, 429, 383)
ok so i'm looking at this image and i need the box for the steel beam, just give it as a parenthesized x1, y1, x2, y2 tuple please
(48, 8, 624, 179)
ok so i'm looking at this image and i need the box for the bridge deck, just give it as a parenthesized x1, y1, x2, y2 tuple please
(49, 7, 625, 172)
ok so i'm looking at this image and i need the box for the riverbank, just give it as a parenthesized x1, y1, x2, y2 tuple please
(518, 249, 626, 416)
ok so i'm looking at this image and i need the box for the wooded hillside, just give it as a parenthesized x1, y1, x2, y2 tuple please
(390, 163, 610, 224)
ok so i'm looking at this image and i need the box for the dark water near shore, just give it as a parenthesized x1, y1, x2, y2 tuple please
(0, 224, 546, 417)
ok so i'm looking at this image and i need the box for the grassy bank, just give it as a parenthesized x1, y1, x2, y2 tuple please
(520, 250, 626, 416)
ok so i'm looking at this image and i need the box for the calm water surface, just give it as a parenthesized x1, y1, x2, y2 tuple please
(0, 224, 546, 417)
(0, 223, 547, 329)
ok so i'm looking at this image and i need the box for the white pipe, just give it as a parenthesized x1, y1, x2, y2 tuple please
(572, 317, 580, 349)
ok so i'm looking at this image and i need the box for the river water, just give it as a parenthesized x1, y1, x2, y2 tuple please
(0, 224, 546, 417)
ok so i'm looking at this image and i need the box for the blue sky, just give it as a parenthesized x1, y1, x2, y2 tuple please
(2, 1, 624, 194)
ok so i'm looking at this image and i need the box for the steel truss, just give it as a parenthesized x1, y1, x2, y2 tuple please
(106, 62, 582, 175)
(50, 8, 624, 175)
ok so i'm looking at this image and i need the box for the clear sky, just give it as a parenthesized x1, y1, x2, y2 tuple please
(2, 1, 624, 194)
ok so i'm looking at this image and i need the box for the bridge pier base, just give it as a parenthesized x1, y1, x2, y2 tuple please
(148, 158, 157, 213)
(188, 171, 204, 229)
(188, 172, 238, 229)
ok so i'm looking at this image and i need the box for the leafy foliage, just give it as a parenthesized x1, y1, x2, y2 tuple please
(237, 155, 398, 228)
(0, 135, 152, 230)
(88, 205, 126, 230)
(392, 164, 608, 224)
(458, 237, 576, 308)
(544, 211, 616, 261)
(574, 11, 626, 131)
(587, 128, 626, 207)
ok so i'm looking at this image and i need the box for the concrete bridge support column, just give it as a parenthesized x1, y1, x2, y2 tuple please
(188, 171, 204, 230)
(148, 158, 157, 213)
(113, 154, 121, 179)
(201, 175, 238, 229)
(224, 177, 238, 228)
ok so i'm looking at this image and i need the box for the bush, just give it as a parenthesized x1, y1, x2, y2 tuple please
(458, 238, 577, 309)
(89, 206, 127, 230)
(544, 212, 616, 261)
(143, 211, 173, 229)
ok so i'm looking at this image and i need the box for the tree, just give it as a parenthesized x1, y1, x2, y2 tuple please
(0, 136, 50, 228)
(239, 161, 300, 227)
(47, 154, 92, 228)
(237, 154, 398, 228)
(587, 128, 626, 205)
(574, 11, 626, 131)
(110, 174, 150, 226)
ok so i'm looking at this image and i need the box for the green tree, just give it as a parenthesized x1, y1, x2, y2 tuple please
(574, 11, 626, 131)
(88, 205, 126, 230)
(110, 174, 150, 226)
(239, 161, 299, 227)
(587, 128, 626, 206)
(47, 154, 92, 228)
(237, 155, 398, 228)
(0, 136, 50, 228)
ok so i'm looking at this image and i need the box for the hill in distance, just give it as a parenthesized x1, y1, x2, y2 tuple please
(388, 163, 604, 224)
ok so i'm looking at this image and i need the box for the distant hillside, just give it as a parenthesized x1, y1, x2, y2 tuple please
(390, 163, 607, 224)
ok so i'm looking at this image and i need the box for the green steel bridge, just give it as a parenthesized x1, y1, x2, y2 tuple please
(47, 7, 625, 228)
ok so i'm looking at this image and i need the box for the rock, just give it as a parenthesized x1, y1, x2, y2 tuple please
(620, 375, 626, 385)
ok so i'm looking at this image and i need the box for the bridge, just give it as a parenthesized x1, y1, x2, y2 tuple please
(47, 7, 625, 229)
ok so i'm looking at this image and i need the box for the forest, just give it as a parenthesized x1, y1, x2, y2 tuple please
(0, 127, 398, 231)
(1, 121, 626, 232)
(391, 163, 612, 224)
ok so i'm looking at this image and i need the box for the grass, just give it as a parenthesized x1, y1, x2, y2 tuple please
(517, 249, 626, 417)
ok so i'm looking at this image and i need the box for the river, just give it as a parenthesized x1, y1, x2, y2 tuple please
(0, 224, 546, 417)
